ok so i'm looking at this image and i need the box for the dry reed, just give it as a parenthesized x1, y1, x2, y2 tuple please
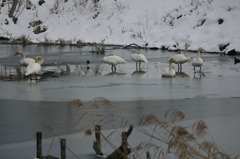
(69, 99, 83, 108)
(95, 44, 105, 54)
(84, 129, 93, 136)
(40, 97, 235, 159)
(192, 120, 208, 137)
(135, 108, 233, 159)
(164, 108, 186, 123)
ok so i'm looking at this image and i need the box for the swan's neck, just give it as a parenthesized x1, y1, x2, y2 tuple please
(18, 52, 25, 58)
(169, 62, 173, 72)
(37, 59, 43, 64)
(197, 50, 201, 59)
(184, 46, 189, 57)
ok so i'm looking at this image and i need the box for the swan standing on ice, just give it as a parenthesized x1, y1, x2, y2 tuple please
(130, 52, 148, 69)
(25, 56, 44, 81)
(161, 58, 176, 77)
(171, 43, 190, 72)
(191, 47, 205, 73)
(15, 51, 35, 66)
(103, 54, 127, 71)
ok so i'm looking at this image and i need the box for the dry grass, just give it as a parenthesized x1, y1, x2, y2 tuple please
(84, 129, 93, 136)
(95, 44, 105, 54)
(69, 99, 83, 108)
(43, 36, 53, 45)
(40, 98, 236, 159)
(41, 122, 53, 133)
(139, 114, 159, 126)
(58, 38, 66, 46)
(135, 109, 232, 159)
(90, 97, 114, 107)
(193, 120, 208, 137)
(164, 108, 186, 123)
(18, 35, 30, 45)
(76, 39, 84, 47)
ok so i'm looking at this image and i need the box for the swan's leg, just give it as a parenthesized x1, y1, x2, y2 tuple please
(111, 65, 114, 72)
(136, 62, 138, 69)
(139, 62, 141, 68)
(200, 67, 202, 73)
(114, 65, 117, 71)
(35, 73, 38, 82)
(193, 67, 196, 73)
(178, 64, 181, 72)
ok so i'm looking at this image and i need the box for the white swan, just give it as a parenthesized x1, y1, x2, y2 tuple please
(191, 47, 205, 73)
(130, 52, 148, 69)
(15, 51, 35, 66)
(171, 43, 190, 72)
(161, 58, 176, 77)
(103, 54, 127, 71)
(25, 56, 44, 81)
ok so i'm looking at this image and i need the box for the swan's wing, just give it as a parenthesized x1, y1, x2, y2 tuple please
(161, 67, 169, 75)
(139, 54, 148, 62)
(104, 55, 126, 65)
(104, 56, 117, 65)
(191, 58, 203, 66)
(171, 54, 186, 62)
(130, 54, 138, 61)
(25, 58, 35, 64)
(25, 63, 41, 75)
(114, 56, 127, 64)
(131, 54, 148, 62)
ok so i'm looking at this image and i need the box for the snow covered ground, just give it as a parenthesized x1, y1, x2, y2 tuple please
(0, 0, 240, 53)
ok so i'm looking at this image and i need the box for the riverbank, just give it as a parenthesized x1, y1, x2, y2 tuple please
(1, 0, 240, 53)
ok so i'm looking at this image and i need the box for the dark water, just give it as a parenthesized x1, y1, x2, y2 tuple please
(0, 44, 240, 146)
(1, 97, 240, 145)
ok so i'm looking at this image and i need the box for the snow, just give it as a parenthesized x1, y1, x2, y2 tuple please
(0, 0, 240, 53)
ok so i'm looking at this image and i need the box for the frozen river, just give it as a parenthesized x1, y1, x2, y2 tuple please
(0, 44, 240, 158)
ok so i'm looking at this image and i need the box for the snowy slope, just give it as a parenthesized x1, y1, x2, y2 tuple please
(0, 0, 240, 53)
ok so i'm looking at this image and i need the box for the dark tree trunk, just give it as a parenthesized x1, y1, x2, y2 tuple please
(8, 0, 19, 18)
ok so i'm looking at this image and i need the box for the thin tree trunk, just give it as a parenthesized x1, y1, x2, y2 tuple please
(8, 0, 19, 18)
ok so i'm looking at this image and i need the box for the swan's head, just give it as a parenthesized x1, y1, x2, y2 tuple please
(15, 51, 24, 56)
(198, 47, 205, 53)
(35, 56, 44, 64)
(169, 58, 174, 63)
(185, 43, 190, 49)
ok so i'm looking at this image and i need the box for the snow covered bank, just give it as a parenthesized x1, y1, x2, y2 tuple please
(0, 0, 240, 53)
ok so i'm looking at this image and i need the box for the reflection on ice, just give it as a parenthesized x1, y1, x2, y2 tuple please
(0, 64, 24, 80)
(175, 71, 190, 78)
(104, 71, 127, 76)
(0, 63, 106, 81)
(131, 70, 147, 78)
(0, 61, 160, 81)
